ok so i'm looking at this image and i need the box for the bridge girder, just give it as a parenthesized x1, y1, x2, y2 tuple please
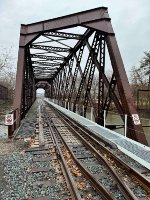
(13, 7, 148, 145)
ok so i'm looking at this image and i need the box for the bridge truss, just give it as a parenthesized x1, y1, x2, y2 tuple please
(13, 7, 148, 145)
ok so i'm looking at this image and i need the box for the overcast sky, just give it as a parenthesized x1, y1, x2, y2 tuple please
(0, 0, 149, 75)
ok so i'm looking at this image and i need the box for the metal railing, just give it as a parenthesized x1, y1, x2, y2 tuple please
(50, 98, 150, 146)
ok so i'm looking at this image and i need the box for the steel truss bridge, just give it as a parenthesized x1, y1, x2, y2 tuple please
(13, 7, 147, 145)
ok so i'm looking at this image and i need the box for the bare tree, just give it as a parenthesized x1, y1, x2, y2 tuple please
(130, 66, 147, 91)
(0, 47, 16, 102)
(0, 48, 13, 72)
(140, 51, 150, 76)
(129, 52, 150, 90)
(129, 52, 150, 112)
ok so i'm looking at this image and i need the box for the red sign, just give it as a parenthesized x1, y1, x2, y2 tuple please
(132, 114, 141, 125)
(5, 114, 14, 125)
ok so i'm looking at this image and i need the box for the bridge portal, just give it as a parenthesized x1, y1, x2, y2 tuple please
(13, 7, 148, 145)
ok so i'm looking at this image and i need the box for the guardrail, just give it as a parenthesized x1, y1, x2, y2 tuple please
(49, 98, 150, 145)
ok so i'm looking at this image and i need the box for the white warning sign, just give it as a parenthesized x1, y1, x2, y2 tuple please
(132, 114, 141, 125)
(5, 114, 14, 125)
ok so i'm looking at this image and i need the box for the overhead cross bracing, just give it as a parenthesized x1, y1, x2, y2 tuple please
(13, 7, 148, 145)
(30, 31, 82, 80)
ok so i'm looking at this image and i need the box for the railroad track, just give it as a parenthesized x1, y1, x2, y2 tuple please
(47, 102, 150, 189)
(24, 108, 77, 199)
(23, 100, 150, 200)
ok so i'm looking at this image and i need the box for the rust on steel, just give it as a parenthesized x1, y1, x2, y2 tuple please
(13, 7, 148, 145)
(0, 85, 8, 100)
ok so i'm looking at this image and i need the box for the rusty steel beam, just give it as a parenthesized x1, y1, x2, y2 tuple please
(103, 74, 117, 114)
(85, 40, 124, 117)
(34, 71, 56, 74)
(97, 35, 105, 125)
(23, 7, 110, 34)
(62, 58, 74, 102)
(36, 81, 51, 87)
(19, 7, 114, 47)
(13, 46, 26, 126)
(53, 29, 94, 79)
(73, 32, 104, 116)
(35, 78, 52, 84)
(33, 66, 58, 70)
(83, 33, 103, 118)
(68, 46, 84, 103)
(33, 67, 57, 73)
(32, 61, 60, 66)
(57, 71, 63, 105)
(31, 54, 64, 61)
(106, 35, 148, 145)
(31, 44, 71, 52)
(43, 31, 82, 40)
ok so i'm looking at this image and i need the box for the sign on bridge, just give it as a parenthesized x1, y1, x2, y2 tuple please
(5, 114, 14, 125)
(132, 114, 141, 125)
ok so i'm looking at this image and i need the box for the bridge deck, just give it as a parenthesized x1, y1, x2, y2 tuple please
(15, 98, 150, 170)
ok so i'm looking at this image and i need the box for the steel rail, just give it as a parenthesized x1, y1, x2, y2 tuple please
(44, 109, 114, 200)
(36, 108, 81, 200)
(43, 105, 137, 200)
(47, 101, 150, 195)
(51, 107, 138, 200)
(53, 106, 150, 192)
(45, 113, 82, 200)
(52, 121, 116, 200)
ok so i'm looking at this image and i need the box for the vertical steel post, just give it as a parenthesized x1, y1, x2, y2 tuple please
(124, 114, 127, 137)
(13, 27, 26, 127)
(82, 105, 84, 117)
(76, 104, 78, 114)
(104, 110, 106, 128)
(65, 101, 66, 109)
(96, 36, 105, 125)
(91, 107, 93, 121)
(106, 34, 147, 145)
